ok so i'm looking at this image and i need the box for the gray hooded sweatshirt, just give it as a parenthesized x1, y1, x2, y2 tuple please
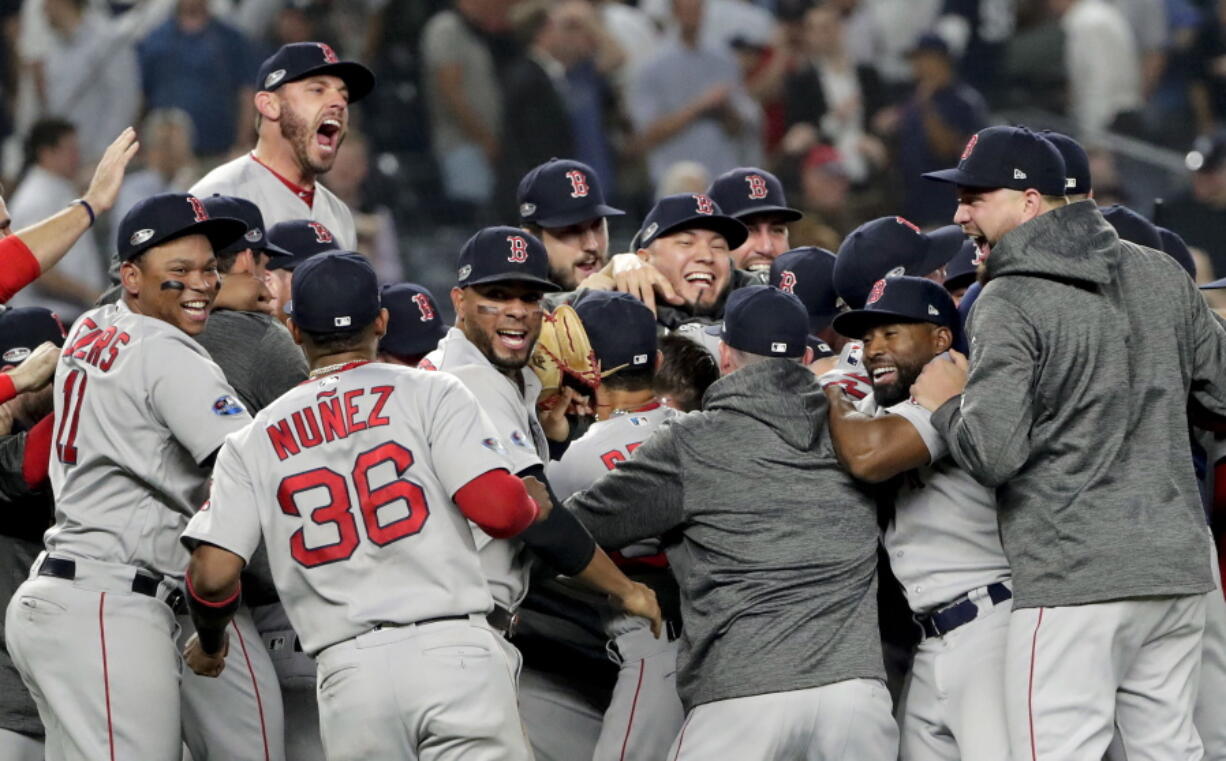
(568, 360, 884, 710)
(932, 200, 1224, 609)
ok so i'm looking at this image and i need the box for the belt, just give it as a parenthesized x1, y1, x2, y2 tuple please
(916, 582, 1012, 640)
(37, 557, 187, 613)
(486, 605, 519, 638)
(371, 614, 468, 632)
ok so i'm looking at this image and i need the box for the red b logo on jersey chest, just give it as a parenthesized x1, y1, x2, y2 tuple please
(867, 278, 887, 305)
(565, 170, 590, 198)
(745, 174, 769, 200)
(412, 293, 435, 322)
(308, 222, 333, 243)
(507, 235, 529, 263)
(779, 270, 797, 294)
(317, 43, 339, 64)
(187, 196, 209, 222)
(693, 194, 715, 215)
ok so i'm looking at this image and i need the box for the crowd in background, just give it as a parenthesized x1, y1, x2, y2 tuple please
(9, 0, 1226, 317)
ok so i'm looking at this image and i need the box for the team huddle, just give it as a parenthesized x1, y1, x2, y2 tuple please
(0, 37, 1223, 761)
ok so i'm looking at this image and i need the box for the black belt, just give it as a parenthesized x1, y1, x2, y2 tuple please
(37, 557, 186, 613)
(916, 582, 1012, 640)
(372, 614, 468, 632)
(487, 605, 519, 638)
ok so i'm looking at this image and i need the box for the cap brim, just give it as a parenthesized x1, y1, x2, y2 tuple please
(381, 323, 448, 357)
(533, 204, 626, 228)
(463, 272, 562, 292)
(125, 217, 249, 261)
(283, 62, 376, 103)
(831, 309, 929, 339)
(921, 167, 998, 188)
(653, 215, 749, 251)
(732, 205, 805, 223)
(259, 241, 296, 259)
(943, 271, 976, 293)
(916, 237, 964, 276)
(1200, 278, 1226, 290)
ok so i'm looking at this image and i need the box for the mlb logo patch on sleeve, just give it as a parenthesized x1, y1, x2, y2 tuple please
(212, 395, 246, 416)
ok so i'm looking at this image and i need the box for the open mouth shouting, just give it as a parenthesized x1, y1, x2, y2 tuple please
(496, 328, 529, 351)
(969, 234, 991, 265)
(316, 118, 342, 154)
(684, 271, 716, 289)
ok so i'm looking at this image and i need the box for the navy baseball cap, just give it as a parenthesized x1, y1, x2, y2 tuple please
(704, 285, 808, 358)
(517, 159, 624, 228)
(923, 125, 1068, 195)
(117, 193, 247, 262)
(288, 251, 380, 333)
(379, 283, 447, 358)
(457, 226, 560, 292)
(707, 167, 803, 223)
(769, 247, 839, 333)
(257, 42, 375, 103)
(202, 195, 292, 258)
(1101, 204, 1163, 251)
(0, 306, 66, 368)
(834, 216, 952, 309)
(266, 220, 342, 272)
(635, 193, 748, 250)
(1159, 227, 1197, 279)
(832, 276, 959, 339)
(1040, 131, 1091, 195)
(943, 239, 979, 293)
(573, 290, 657, 376)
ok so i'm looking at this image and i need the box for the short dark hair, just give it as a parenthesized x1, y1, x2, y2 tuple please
(654, 333, 718, 412)
(25, 118, 76, 167)
(300, 322, 373, 354)
(602, 363, 654, 392)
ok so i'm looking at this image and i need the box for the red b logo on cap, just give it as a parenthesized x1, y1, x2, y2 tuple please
(566, 170, 589, 198)
(778, 270, 797, 294)
(961, 134, 979, 162)
(693, 194, 714, 215)
(507, 235, 529, 263)
(317, 43, 339, 64)
(412, 293, 435, 322)
(895, 216, 921, 234)
(745, 174, 768, 200)
(308, 222, 333, 243)
(867, 278, 887, 305)
(187, 196, 209, 222)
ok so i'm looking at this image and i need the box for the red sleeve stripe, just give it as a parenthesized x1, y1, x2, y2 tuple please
(185, 570, 241, 608)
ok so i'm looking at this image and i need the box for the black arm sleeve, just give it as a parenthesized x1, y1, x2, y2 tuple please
(186, 572, 241, 656)
(516, 464, 598, 576)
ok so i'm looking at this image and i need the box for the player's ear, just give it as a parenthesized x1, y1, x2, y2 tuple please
(119, 259, 142, 296)
(802, 346, 814, 365)
(654, 350, 664, 371)
(449, 287, 466, 325)
(636, 246, 651, 262)
(254, 91, 280, 122)
(286, 317, 304, 346)
(933, 325, 953, 354)
(372, 308, 389, 339)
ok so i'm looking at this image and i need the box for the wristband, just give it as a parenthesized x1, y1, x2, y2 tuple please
(72, 199, 95, 228)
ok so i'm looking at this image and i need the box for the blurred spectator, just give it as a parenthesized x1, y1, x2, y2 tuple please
(934, 0, 1017, 99)
(113, 108, 200, 232)
(1051, 0, 1143, 136)
(1110, 0, 1168, 98)
(1191, 0, 1226, 137)
(640, 0, 776, 54)
(556, 0, 623, 201)
(325, 129, 403, 284)
(1147, 0, 1199, 147)
(138, 0, 258, 160)
(782, 3, 885, 183)
(39, 0, 139, 162)
(1163, 131, 1226, 275)
(842, 0, 944, 100)
(421, 0, 505, 212)
(628, 0, 761, 185)
(789, 144, 854, 250)
(6, 119, 105, 316)
(655, 160, 711, 197)
(887, 33, 988, 227)
(594, 0, 662, 88)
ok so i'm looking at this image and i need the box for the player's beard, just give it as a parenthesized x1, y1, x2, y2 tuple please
(873, 355, 928, 407)
(469, 324, 534, 373)
(280, 104, 339, 176)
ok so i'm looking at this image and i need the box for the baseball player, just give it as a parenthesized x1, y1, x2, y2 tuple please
(5, 193, 250, 761)
(191, 43, 375, 249)
(0, 129, 136, 306)
(378, 283, 447, 367)
(180, 251, 545, 761)
(518, 159, 625, 291)
(547, 290, 685, 761)
(820, 276, 1011, 761)
(264, 219, 343, 326)
(915, 124, 1222, 761)
(707, 167, 803, 271)
(768, 246, 840, 356)
(422, 226, 662, 647)
(833, 217, 962, 309)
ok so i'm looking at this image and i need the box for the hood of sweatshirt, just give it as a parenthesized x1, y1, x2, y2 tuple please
(701, 359, 826, 450)
(986, 199, 1117, 286)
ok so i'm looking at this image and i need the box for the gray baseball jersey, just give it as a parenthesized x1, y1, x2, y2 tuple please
(856, 395, 1008, 613)
(182, 362, 510, 656)
(423, 327, 548, 611)
(190, 153, 357, 250)
(45, 301, 252, 577)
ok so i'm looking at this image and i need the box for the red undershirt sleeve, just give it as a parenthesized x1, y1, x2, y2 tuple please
(453, 468, 539, 539)
(22, 414, 54, 489)
(0, 236, 41, 304)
